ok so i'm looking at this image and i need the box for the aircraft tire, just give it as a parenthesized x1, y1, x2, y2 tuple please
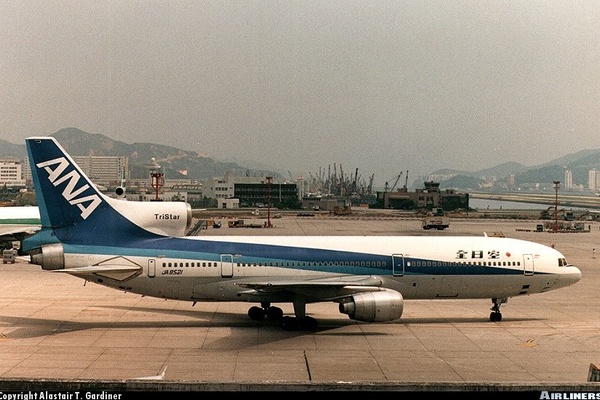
(281, 316, 298, 331)
(489, 311, 502, 322)
(266, 306, 284, 320)
(248, 306, 265, 321)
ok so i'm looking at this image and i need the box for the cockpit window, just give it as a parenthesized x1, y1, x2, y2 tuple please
(558, 258, 568, 267)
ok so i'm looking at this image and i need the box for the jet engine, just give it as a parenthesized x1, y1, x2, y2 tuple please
(338, 290, 404, 322)
(30, 243, 64, 270)
(114, 186, 126, 198)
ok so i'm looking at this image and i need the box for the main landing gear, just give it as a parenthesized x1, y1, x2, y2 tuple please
(490, 297, 507, 322)
(248, 302, 284, 321)
(247, 301, 318, 331)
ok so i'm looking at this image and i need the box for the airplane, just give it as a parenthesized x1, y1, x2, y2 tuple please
(22, 137, 582, 330)
(0, 206, 41, 246)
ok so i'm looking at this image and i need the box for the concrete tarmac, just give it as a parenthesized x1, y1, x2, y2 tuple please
(1, 211, 600, 392)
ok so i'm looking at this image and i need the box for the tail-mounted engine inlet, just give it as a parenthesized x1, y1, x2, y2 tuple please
(29, 243, 65, 270)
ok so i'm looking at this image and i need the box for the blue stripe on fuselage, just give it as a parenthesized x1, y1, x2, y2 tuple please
(59, 236, 531, 277)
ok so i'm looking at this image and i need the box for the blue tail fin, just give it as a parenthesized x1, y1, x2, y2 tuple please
(26, 137, 104, 229)
(24, 137, 157, 253)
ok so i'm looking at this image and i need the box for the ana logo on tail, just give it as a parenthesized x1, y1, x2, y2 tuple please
(36, 157, 102, 220)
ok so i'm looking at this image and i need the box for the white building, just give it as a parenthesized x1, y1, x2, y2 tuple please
(589, 169, 598, 191)
(564, 169, 573, 189)
(217, 198, 240, 209)
(203, 171, 275, 201)
(0, 158, 26, 187)
(73, 156, 129, 186)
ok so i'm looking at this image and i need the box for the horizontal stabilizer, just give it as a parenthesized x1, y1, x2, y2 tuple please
(55, 264, 142, 281)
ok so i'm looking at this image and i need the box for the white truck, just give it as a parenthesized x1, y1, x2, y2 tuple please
(421, 216, 450, 230)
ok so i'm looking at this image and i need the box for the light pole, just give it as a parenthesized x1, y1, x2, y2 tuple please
(266, 176, 273, 228)
(553, 180, 560, 233)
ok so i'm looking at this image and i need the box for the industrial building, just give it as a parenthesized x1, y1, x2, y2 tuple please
(378, 181, 469, 211)
(234, 180, 300, 209)
(300, 195, 348, 212)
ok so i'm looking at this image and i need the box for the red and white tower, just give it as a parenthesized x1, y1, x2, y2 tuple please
(146, 158, 164, 201)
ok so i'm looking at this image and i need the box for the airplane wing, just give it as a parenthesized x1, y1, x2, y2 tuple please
(0, 206, 42, 242)
(0, 226, 40, 237)
(237, 275, 386, 301)
(0, 226, 40, 250)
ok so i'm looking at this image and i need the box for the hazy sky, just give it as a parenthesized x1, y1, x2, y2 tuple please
(2, 1, 599, 187)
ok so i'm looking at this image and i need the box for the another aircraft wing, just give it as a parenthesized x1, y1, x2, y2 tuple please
(237, 275, 386, 301)
(0, 226, 40, 237)
(0, 206, 41, 242)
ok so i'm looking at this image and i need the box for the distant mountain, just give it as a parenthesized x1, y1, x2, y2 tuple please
(439, 175, 486, 190)
(3, 128, 600, 189)
(0, 139, 25, 158)
(432, 152, 600, 190)
(471, 162, 531, 180)
(539, 149, 600, 168)
(2, 128, 282, 182)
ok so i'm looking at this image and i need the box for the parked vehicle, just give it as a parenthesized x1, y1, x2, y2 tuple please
(2, 249, 17, 264)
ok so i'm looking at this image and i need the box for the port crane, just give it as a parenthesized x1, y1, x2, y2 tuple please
(384, 172, 403, 192)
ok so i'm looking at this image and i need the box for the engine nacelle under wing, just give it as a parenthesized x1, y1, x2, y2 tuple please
(338, 290, 404, 322)
(106, 197, 192, 237)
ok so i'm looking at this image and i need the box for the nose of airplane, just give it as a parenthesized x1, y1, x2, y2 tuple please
(561, 266, 582, 287)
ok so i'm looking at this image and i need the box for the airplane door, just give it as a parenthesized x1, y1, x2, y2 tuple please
(221, 254, 234, 278)
(523, 254, 534, 276)
(392, 254, 404, 277)
(148, 259, 156, 278)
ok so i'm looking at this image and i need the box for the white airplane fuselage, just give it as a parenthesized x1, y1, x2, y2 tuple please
(39, 234, 580, 303)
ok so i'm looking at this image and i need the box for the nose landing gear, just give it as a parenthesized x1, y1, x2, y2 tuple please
(490, 297, 507, 322)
